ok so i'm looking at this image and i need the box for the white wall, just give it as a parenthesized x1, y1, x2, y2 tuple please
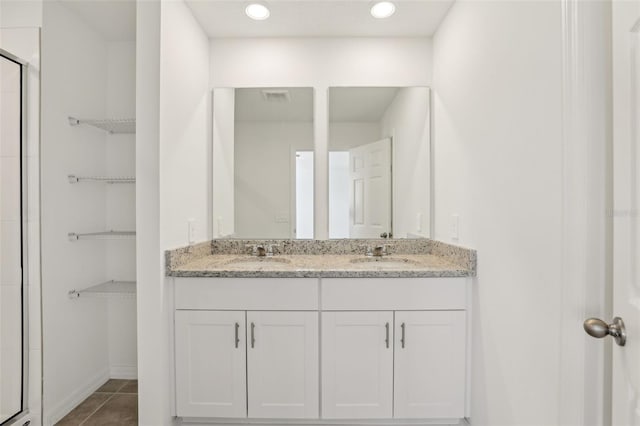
(135, 0, 164, 424)
(381, 87, 431, 238)
(160, 1, 210, 249)
(329, 122, 380, 150)
(212, 88, 234, 238)
(41, 1, 109, 422)
(106, 41, 137, 380)
(136, 0, 210, 424)
(210, 37, 432, 238)
(433, 2, 563, 425)
(0, 0, 42, 28)
(234, 122, 313, 238)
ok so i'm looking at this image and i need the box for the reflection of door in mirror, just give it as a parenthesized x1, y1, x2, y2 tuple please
(295, 151, 314, 239)
(212, 87, 314, 239)
(348, 139, 392, 238)
(328, 87, 430, 239)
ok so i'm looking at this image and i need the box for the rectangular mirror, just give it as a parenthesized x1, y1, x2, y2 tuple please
(212, 87, 314, 239)
(328, 87, 431, 239)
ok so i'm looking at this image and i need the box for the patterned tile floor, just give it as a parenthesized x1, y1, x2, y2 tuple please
(55, 379, 138, 426)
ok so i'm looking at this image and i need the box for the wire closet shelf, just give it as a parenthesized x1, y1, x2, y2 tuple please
(68, 280, 136, 299)
(68, 231, 136, 241)
(68, 175, 135, 184)
(68, 116, 136, 134)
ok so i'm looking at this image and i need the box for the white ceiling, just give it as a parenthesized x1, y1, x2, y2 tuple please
(186, 1, 454, 38)
(235, 88, 314, 122)
(60, 0, 136, 42)
(56, 1, 453, 41)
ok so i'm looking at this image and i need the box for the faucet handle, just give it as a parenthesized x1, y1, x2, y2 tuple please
(245, 244, 266, 256)
(266, 244, 280, 255)
(373, 244, 393, 256)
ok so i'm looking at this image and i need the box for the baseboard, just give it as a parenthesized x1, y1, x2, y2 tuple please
(178, 418, 464, 426)
(109, 364, 137, 380)
(46, 367, 110, 425)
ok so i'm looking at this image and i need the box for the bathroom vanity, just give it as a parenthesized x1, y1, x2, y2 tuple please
(167, 239, 476, 425)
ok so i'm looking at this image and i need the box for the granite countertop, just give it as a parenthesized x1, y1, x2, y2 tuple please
(166, 239, 477, 279)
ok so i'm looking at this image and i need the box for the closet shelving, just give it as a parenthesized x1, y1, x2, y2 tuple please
(68, 116, 136, 134)
(68, 231, 136, 241)
(68, 116, 136, 299)
(68, 175, 135, 184)
(68, 280, 136, 299)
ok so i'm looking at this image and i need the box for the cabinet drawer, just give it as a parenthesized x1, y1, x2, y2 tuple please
(321, 278, 467, 310)
(175, 278, 319, 310)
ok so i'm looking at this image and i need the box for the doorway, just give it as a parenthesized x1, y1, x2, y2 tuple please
(0, 48, 28, 426)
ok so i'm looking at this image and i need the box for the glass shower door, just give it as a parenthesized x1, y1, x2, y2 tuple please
(0, 49, 27, 425)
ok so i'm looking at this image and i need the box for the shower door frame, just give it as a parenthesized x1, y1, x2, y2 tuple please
(0, 47, 29, 426)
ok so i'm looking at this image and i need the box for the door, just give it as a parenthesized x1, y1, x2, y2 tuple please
(394, 311, 466, 419)
(349, 138, 392, 238)
(321, 311, 393, 419)
(0, 49, 27, 425)
(612, 3, 640, 424)
(246, 311, 319, 419)
(174, 310, 247, 418)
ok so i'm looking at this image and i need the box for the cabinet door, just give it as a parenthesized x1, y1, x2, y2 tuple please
(247, 311, 319, 418)
(322, 311, 394, 419)
(175, 310, 246, 418)
(394, 311, 466, 418)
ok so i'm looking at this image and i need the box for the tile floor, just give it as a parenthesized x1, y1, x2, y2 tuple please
(55, 379, 138, 426)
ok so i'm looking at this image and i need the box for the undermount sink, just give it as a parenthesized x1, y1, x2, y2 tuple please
(349, 257, 420, 269)
(225, 256, 292, 268)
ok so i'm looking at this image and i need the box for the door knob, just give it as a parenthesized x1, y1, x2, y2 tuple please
(583, 317, 626, 347)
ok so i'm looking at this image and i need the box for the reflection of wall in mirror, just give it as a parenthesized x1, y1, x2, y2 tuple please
(234, 122, 313, 239)
(382, 87, 430, 238)
(212, 88, 235, 237)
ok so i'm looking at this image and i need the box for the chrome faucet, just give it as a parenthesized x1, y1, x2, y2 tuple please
(365, 244, 391, 257)
(246, 244, 279, 257)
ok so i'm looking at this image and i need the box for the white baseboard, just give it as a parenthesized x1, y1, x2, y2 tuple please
(109, 364, 138, 380)
(178, 419, 463, 426)
(46, 368, 110, 426)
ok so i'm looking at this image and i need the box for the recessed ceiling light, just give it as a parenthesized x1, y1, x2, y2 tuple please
(370, 1, 396, 19)
(245, 3, 270, 20)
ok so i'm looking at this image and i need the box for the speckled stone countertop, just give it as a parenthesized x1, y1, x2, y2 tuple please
(166, 239, 477, 278)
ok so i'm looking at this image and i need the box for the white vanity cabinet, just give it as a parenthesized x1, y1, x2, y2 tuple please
(174, 278, 320, 420)
(321, 278, 468, 420)
(175, 310, 247, 418)
(393, 310, 466, 418)
(321, 310, 466, 420)
(246, 311, 319, 418)
(321, 311, 394, 419)
(173, 276, 470, 424)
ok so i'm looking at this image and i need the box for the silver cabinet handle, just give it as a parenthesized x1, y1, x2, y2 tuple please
(251, 322, 256, 348)
(235, 322, 240, 348)
(385, 322, 390, 348)
(401, 322, 406, 348)
(584, 317, 626, 346)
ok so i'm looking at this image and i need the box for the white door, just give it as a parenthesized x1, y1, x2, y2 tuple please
(349, 138, 392, 238)
(611, 3, 640, 424)
(246, 311, 319, 419)
(394, 311, 466, 419)
(321, 311, 393, 419)
(174, 310, 247, 418)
